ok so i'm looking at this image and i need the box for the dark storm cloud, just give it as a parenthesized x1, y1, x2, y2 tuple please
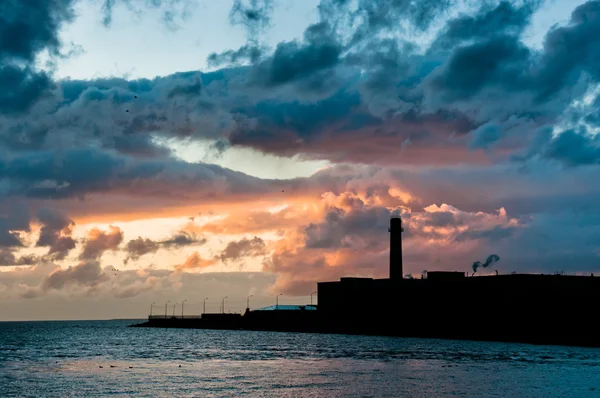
(206, 0, 600, 165)
(430, 1, 539, 51)
(1, 147, 132, 198)
(428, 0, 600, 106)
(0, 145, 279, 202)
(219, 236, 267, 262)
(2, 0, 600, 223)
(167, 77, 202, 98)
(0, 0, 197, 118)
(217, 0, 459, 91)
(35, 208, 76, 260)
(249, 24, 343, 91)
(533, 0, 600, 100)
(0, 0, 75, 62)
(0, 66, 53, 114)
(0, 204, 30, 248)
(429, 35, 532, 102)
(541, 128, 600, 166)
(4, 0, 600, 170)
(0, 0, 75, 114)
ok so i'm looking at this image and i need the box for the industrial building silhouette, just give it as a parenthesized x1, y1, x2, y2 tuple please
(133, 217, 600, 347)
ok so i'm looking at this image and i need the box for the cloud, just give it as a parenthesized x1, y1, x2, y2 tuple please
(259, 187, 522, 294)
(207, 44, 265, 68)
(0, 203, 30, 247)
(220, 236, 268, 262)
(99, 0, 196, 29)
(4, 0, 600, 313)
(207, 0, 275, 68)
(175, 251, 217, 271)
(250, 28, 343, 91)
(0, 0, 76, 114)
(124, 231, 206, 262)
(161, 231, 206, 247)
(35, 208, 76, 260)
(540, 128, 600, 166)
(124, 237, 159, 262)
(0, 146, 281, 202)
(41, 261, 109, 291)
(3, 0, 600, 173)
(229, 0, 274, 40)
(1, 263, 277, 320)
(430, 1, 539, 51)
(319, 0, 459, 37)
(79, 226, 123, 260)
(427, 35, 532, 103)
(0, 249, 38, 266)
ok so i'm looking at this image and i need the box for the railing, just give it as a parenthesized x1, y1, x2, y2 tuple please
(148, 315, 202, 320)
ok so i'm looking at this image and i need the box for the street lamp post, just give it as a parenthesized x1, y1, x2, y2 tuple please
(150, 301, 156, 316)
(203, 297, 208, 315)
(311, 291, 317, 306)
(221, 296, 228, 314)
(276, 293, 282, 309)
(247, 295, 253, 310)
(172, 302, 177, 317)
(165, 301, 170, 318)
(181, 299, 187, 317)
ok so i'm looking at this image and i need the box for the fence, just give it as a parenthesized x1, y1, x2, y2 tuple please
(148, 315, 202, 320)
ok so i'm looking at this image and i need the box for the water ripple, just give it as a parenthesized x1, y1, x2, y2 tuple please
(1, 320, 599, 397)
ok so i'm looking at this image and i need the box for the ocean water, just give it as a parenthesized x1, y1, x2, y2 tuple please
(1, 320, 599, 397)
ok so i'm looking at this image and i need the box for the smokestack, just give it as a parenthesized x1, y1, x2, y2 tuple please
(389, 217, 403, 281)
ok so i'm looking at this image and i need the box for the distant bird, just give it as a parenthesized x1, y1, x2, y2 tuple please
(110, 365, 116, 368)
(178, 365, 181, 368)
(126, 109, 129, 112)
(281, 190, 284, 192)
(134, 95, 138, 99)
(99, 366, 103, 368)
(129, 366, 133, 369)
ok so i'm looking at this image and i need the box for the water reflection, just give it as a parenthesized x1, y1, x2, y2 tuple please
(1, 320, 599, 397)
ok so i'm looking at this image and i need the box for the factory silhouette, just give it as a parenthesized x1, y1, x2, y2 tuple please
(132, 217, 600, 348)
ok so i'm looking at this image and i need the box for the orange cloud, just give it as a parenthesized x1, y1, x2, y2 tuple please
(175, 252, 217, 271)
(257, 190, 522, 295)
(80, 226, 123, 260)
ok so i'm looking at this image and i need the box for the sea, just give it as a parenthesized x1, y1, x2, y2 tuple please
(1, 320, 599, 397)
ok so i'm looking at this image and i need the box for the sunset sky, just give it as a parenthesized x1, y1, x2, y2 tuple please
(2, 0, 600, 320)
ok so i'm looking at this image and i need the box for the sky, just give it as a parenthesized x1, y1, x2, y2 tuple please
(1, 0, 600, 321)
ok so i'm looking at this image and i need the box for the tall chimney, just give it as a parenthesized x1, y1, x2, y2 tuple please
(389, 217, 403, 281)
